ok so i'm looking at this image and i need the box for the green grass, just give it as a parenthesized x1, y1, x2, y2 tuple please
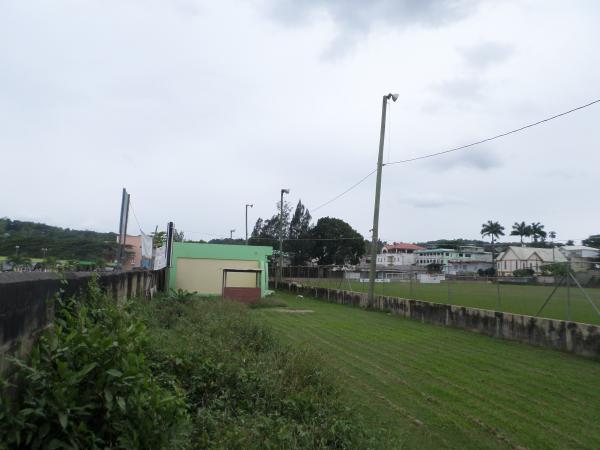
(296, 278, 600, 325)
(255, 292, 600, 449)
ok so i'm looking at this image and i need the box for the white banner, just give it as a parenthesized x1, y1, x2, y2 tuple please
(141, 233, 153, 258)
(153, 246, 167, 270)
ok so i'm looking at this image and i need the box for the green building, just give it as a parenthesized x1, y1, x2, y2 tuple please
(168, 242, 273, 297)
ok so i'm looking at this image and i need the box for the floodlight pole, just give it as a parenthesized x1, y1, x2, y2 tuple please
(245, 204, 253, 244)
(368, 93, 397, 307)
(277, 189, 289, 289)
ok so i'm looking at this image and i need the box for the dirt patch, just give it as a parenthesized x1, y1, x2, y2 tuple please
(273, 308, 314, 314)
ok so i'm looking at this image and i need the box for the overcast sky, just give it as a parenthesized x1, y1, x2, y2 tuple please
(1, 0, 599, 244)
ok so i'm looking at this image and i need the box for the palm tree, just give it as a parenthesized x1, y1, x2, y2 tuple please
(7, 255, 32, 271)
(530, 222, 547, 244)
(510, 221, 532, 245)
(481, 220, 505, 274)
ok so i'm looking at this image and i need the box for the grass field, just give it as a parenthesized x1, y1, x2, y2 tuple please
(294, 278, 600, 325)
(255, 292, 600, 449)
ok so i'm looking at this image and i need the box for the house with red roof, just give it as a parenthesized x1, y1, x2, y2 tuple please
(377, 242, 425, 267)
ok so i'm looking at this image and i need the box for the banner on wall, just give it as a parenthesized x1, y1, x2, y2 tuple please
(153, 246, 167, 270)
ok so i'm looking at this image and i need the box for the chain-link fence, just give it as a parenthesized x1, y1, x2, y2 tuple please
(277, 265, 600, 325)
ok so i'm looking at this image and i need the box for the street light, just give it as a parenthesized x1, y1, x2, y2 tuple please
(230, 229, 235, 239)
(245, 204, 254, 245)
(277, 188, 290, 289)
(15, 245, 19, 256)
(368, 92, 398, 307)
(41, 247, 48, 258)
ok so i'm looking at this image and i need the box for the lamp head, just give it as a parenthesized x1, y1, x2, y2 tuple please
(281, 188, 290, 194)
(387, 93, 399, 102)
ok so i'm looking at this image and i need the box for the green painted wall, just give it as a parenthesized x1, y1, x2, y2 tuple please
(168, 242, 273, 297)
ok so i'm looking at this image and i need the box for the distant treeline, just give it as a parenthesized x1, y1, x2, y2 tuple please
(0, 218, 117, 260)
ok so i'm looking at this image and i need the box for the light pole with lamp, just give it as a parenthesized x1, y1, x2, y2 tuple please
(15, 245, 20, 256)
(277, 189, 290, 289)
(41, 247, 48, 258)
(230, 229, 235, 239)
(368, 93, 398, 307)
(245, 204, 253, 244)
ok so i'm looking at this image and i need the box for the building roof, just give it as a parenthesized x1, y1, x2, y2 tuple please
(498, 246, 567, 263)
(561, 245, 599, 253)
(416, 248, 456, 254)
(383, 242, 425, 252)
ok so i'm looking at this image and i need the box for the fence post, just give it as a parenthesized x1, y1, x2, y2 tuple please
(495, 277, 501, 311)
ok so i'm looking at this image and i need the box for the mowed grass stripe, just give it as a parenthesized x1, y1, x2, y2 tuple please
(279, 311, 571, 449)
(270, 314, 472, 449)
(302, 315, 591, 449)
(256, 294, 600, 449)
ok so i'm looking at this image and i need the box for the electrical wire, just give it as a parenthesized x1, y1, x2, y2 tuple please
(312, 168, 377, 212)
(385, 98, 600, 166)
(309, 98, 600, 213)
(128, 199, 144, 234)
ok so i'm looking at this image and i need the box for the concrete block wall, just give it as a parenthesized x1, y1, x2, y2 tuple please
(0, 270, 166, 375)
(274, 280, 600, 359)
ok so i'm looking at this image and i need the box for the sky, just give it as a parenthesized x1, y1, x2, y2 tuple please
(1, 0, 599, 244)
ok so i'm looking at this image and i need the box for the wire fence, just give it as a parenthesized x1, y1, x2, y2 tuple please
(276, 265, 600, 326)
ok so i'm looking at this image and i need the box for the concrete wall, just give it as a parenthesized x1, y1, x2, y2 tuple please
(274, 280, 600, 359)
(0, 269, 165, 375)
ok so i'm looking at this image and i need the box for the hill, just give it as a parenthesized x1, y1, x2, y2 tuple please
(0, 218, 117, 261)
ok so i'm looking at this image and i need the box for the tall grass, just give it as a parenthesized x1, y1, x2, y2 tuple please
(136, 295, 376, 449)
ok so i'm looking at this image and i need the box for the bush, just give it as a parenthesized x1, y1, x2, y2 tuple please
(513, 268, 535, 277)
(136, 296, 374, 449)
(0, 276, 188, 449)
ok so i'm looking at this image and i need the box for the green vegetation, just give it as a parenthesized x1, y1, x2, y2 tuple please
(136, 294, 373, 449)
(1, 282, 373, 449)
(0, 277, 186, 449)
(249, 201, 365, 265)
(0, 218, 117, 260)
(298, 279, 600, 325)
(256, 292, 600, 449)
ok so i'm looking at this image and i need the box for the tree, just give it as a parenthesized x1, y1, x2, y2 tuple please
(152, 231, 166, 247)
(583, 235, 600, 249)
(481, 220, 505, 269)
(248, 201, 292, 249)
(530, 222, 547, 244)
(308, 217, 364, 265)
(287, 200, 312, 265)
(7, 254, 31, 271)
(173, 229, 185, 242)
(510, 221, 532, 245)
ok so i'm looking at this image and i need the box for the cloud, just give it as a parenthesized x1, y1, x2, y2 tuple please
(401, 193, 466, 208)
(432, 77, 485, 102)
(427, 148, 502, 171)
(459, 41, 514, 69)
(266, 0, 480, 59)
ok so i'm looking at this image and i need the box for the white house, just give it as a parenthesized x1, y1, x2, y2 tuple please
(376, 242, 424, 267)
(559, 246, 600, 272)
(496, 246, 567, 276)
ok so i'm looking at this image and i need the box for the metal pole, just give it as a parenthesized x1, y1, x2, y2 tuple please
(368, 94, 396, 307)
(122, 193, 130, 268)
(566, 261, 571, 321)
(277, 189, 289, 289)
(117, 188, 127, 264)
(245, 204, 253, 245)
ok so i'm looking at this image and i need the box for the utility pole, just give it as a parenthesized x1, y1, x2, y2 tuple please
(368, 93, 398, 307)
(277, 188, 290, 289)
(245, 204, 253, 244)
(116, 188, 130, 268)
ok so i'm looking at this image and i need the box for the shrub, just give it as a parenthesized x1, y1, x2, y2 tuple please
(136, 296, 375, 449)
(513, 268, 535, 277)
(0, 276, 188, 449)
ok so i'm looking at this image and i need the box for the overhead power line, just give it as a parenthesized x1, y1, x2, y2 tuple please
(312, 169, 377, 212)
(385, 98, 600, 166)
(310, 97, 600, 213)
